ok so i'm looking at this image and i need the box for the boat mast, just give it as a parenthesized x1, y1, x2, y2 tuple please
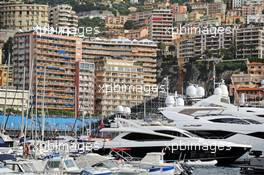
(34, 72, 38, 141)
(21, 67, 26, 135)
(41, 66, 46, 141)
(2, 53, 11, 132)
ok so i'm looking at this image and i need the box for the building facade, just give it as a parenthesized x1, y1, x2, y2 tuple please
(77, 61, 95, 115)
(12, 31, 94, 116)
(194, 32, 234, 59)
(148, 9, 173, 44)
(0, 2, 48, 31)
(82, 38, 158, 95)
(0, 87, 28, 112)
(236, 25, 264, 59)
(230, 61, 264, 103)
(95, 58, 144, 116)
(49, 4, 78, 29)
(105, 16, 130, 29)
(0, 65, 13, 86)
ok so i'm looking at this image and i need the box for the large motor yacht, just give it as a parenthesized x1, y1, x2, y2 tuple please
(93, 118, 251, 165)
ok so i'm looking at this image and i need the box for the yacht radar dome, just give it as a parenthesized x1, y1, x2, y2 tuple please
(261, 80, 264, 88)
(220, 84, 229, 97)
(196, 86, 205, 97)
(176, 97, 184, 106)
(186, 84, 197, 97)
(115, 105, 124, 114)
(124, 107, 131, 115)
(214, 87, 222, 95)
(165, 96, 175, 107)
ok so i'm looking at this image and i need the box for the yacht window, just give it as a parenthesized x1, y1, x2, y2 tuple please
(154, 130, 188, 137)
(190, 130, 236, 139)
(257, 115, 264, 118)
(244, 119, 262, 124)
(122, 133, 173, 141)
(248, 132, 264, 139)
(21, 163, 35, 173)
(209, 118, 249, 125)
(47, 160, 60, 168)
(64, 159, 75, 168)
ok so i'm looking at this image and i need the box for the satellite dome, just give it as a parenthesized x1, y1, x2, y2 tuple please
(176, 97, 184, 106)
(165, 96, 175, 107)
(186, 84, 197, 97)
(115, 105, 124, 114)
(196, 86, 205, 97)
(124, 107, 131, 115)
(261, 80, 264, 88)
(261, 100, 264, 107)
(214, 87, 222, 95)
(220, 84, 229, 97)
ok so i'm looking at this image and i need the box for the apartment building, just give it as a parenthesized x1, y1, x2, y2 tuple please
(12, 31, 95, 116)
(95, 58, 144, 116)
(0, 87, 28, 112)
(49, 4, 78, 29)
(247, 14, 264, 24)
(77, 61, 95, 115)
(230, 61, 264, 103)
(105, 16, 130, 29)
(194, 32, 234, 59)
(241, 4, 263, 17)
(82, 38, 158, 95)
(207, 2, 227, 16)
(130, 11, 151, 26)
(179, 38, 195, 63)
(0, 65, 13, 86)
(0, 2, 48, 31)
(124, 27, 148, 40)
(148, 9, 173, 44)
(236, 25, 264, 59)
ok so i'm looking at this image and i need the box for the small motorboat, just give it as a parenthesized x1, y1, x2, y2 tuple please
(80, 167, 113, 175)
(44, 156, 81, 174)
(183, 160, 218, 166)
(76, 153, 148, 175)
(130, 152, 186, 175)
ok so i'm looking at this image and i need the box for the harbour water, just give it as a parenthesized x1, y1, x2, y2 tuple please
(193, 166, 240, 175)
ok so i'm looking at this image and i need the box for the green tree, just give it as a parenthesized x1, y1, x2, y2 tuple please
(168, 45, 176, 52)
(124, 20, 135, 30)
(2, 37, 13, 64)
(78, 17, 106, 36)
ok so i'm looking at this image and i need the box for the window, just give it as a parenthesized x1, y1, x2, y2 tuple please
(190, 130, 236, 139)
(122, 133, 173, 141)
(248, 132, 264, 139)
(244, 119, 262, 124)
(209, 118, 250, 125)
(155, 130, 188, 137)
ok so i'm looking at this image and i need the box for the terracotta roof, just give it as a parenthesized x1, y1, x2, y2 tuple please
(237, 87, 264, 91)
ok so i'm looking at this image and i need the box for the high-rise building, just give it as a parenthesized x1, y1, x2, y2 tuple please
(77, 61, 95, 115)
(179, 38, 195, 63)
(49, 4, 78, 29)
(95, 58, 144, 116)
(82, 38, 158, 95)
(0, 2, 48, 31)
(12, 31, 94, 116)
(148, 9, 173, 44)
(236, 25, 264, 59)
(194, 32, 234, 59)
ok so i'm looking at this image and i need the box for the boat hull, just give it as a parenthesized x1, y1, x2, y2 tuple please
(94, 145, 250, 165)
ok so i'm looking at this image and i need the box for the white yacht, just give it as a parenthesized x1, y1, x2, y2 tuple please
(160, 85, 264, 161)
(93, 118, 251, 165)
